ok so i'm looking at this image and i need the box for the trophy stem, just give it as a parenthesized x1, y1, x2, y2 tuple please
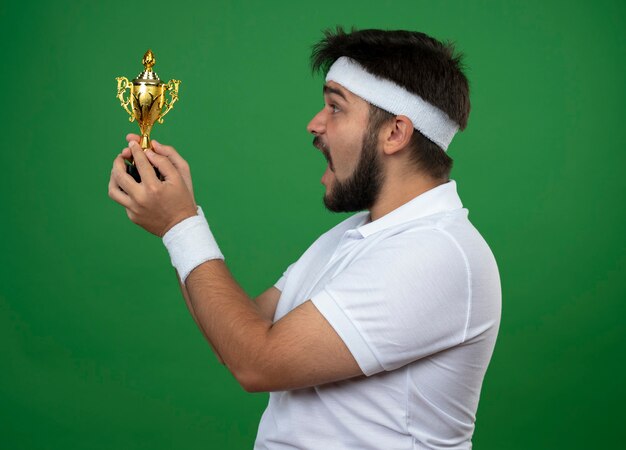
(140, 134, 150, 149)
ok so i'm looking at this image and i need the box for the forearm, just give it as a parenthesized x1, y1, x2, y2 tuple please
(176, 270, 225, 364)
(110, 141, 363, 394)
(184, 259, 273, 389)
(109, 144, 276, 383)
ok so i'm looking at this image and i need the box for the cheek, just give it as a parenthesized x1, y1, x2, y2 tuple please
(324, 108, 370, 172)
(329, 135, 361, 175)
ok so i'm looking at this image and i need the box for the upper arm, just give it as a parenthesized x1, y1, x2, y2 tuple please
(244, 300, 363, 392)
(245, 231, 471, 392)
(254, 286, 282, 322)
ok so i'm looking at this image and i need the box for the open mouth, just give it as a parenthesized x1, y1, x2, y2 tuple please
(313, 137, 334, 172)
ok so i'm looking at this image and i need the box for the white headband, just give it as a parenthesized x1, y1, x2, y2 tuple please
(325, 57, 459, 151)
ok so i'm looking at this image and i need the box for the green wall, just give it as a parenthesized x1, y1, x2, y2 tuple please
(1, 0, 624, 448)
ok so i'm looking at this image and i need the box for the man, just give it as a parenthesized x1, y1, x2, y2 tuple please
(109, 28, 501, 450)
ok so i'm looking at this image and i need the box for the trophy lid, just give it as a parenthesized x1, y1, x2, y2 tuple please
(132, 50, 163, 85)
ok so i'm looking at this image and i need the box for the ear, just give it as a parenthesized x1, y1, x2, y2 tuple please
(381, 115, 414, 156)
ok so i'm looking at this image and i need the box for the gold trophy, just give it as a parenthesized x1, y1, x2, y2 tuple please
(115, 50, 180, 181)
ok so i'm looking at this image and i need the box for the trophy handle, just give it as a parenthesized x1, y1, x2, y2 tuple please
(157, 79, 180, 124)
(115, 76, 135, 122)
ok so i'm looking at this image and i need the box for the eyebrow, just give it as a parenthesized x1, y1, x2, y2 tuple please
(323, 84, 348, 102)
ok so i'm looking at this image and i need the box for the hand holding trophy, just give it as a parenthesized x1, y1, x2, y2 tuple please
(115, 50, 180, 182)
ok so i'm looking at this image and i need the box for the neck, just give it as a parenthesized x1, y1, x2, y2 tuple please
(368, 174, 446, 222)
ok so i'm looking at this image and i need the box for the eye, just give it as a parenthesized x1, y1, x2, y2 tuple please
(329, 104, 340, 113)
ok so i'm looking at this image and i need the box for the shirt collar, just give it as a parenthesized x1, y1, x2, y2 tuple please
(356, 180, 463, 238)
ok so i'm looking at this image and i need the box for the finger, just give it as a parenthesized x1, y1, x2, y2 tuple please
(121, 146, 132, 159)
(130, 141, 158, 184)
(108, 174, 133, 208)
(126, 133, 141, 144)
(145, 148, 179, 181)
(111, 154, 140, 196)
(151, 139, 178, 156)
(152, 139, 185, 164)
(151, 140, 188, 169)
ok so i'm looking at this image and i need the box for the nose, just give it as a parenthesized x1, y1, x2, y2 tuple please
(306, 108, 326, 135)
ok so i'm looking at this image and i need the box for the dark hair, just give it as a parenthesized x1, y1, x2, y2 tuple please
(311, 27, 470, 180)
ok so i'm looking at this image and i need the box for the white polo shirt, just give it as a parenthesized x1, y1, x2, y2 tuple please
(254, 181, 501, 450)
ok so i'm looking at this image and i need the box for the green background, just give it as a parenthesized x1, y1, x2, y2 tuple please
(1, 0, 624, 448)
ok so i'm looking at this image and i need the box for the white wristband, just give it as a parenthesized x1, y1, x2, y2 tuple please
(162, 206, 224, 283)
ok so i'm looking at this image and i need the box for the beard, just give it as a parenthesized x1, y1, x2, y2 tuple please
(321, 125, 385, 213)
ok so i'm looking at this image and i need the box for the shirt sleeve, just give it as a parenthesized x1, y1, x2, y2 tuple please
(311, 229, 471, 376)
(274, 262, 296, 292)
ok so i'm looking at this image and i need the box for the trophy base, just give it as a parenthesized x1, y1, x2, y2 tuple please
(125, 159, 164, 182)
